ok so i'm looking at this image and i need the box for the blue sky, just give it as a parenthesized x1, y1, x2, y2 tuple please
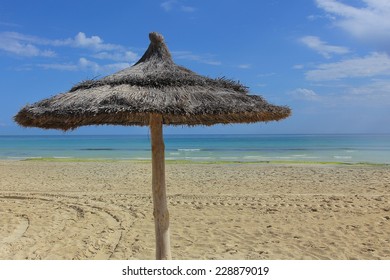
(1, 0, 389, 135)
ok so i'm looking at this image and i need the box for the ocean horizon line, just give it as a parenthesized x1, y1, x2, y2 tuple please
(1, 132, 390, 137)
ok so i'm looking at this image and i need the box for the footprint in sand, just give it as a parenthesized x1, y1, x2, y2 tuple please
(0, 214, 29, 244)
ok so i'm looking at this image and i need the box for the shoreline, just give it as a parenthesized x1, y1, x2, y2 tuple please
(1, 157, 389, 167)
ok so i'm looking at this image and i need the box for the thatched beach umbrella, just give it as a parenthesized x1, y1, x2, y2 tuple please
(15, 32, 291, 260)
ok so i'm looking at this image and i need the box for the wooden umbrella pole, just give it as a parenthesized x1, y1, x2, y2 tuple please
(150, 113, 172, 260)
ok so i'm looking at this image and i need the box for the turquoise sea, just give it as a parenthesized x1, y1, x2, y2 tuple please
(0, 134, 389, 164)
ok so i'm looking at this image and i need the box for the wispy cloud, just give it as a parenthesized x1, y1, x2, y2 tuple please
(173, 51, 221, 65)
(65, 32, 123, 51)
(257, 72, 276, 77)
(342, 79, 390, 104)
(289, 88, 321, 101)
(2, 31, 225, 71)
(307, 14, 335, 21)
(0, 32, 56, 57)
(300, 35, 349, 58)
(238, 64, 251, 69)
(295, 80, 390, 106)
(38, 62, 79, 72)
(92, 51, 138, 62)
(296, 1, 390, 107)
(316, 0, 390, 48)
(161, 0, 196, 13)
(0, 21, 21, 28)
(289, 81, 390, 107)
(305, 52, 390, 81)
(39, 58, 130, 73)
(161, 0, 176, 11)
(293, 64, 304, 69)
(0, 31, 138, 73)
(181, 5, 196, 12)
(0, 120, 8, 127)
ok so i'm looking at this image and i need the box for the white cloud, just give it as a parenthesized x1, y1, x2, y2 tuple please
(0, 21, 20, 28)
(257, 72, 276, 77)
(0, 31, 138, 73)
(0, 31, 136, 58)
(181, 5, 196, 12)
(342, 79, 390, 104)
(161, 0, 176, 11)
(290, 81, 390, 106)
(300, 36, 349, 58)
(305, 52, 390, 80)
(67, 33, 139, 64)
(316, 0, 390, 46)
(39, 58, 130, 73)
(74, 32, 102, 48)
(38, 62, 78, 71)
(289, 88, 321, 101)
(307, 14, 335, 21)
(78, 57, 99, 72)
(161, 0, 196, 12)
(70, 32, 120, 51)
(0, 32, 56, 57)
(38, 57, 130, 74)
(321, 79, 390, 105)
(93, 50, 138, 62)
(238, 64, 251, 69)
(38, 32, 123, 51)
(173, 51, 221, 65)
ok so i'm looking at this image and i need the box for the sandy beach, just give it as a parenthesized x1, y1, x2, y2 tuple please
(0, 160, 389, 260)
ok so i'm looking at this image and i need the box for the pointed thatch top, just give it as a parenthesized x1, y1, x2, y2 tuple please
(137, 32, 174, 63)
(14, 32, 291, 130)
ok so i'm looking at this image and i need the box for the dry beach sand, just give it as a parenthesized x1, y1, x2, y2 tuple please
(0, 160, 389, 260)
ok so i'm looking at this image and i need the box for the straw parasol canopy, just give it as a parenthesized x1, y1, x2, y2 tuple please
(14, 32, 291, 260)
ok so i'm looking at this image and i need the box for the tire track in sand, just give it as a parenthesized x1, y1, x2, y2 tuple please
(0, 193, 138, 259)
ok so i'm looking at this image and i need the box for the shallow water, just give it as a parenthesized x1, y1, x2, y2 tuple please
(0, 134, 389, 164)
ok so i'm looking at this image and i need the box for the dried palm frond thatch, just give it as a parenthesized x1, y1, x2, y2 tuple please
(15, 32, 290, 130)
